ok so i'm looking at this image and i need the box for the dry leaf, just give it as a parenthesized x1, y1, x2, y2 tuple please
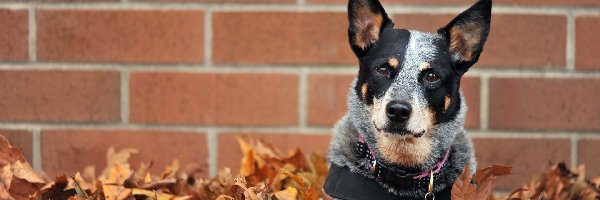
(101, 162, 133, 200)
(452, 165, 475, 200)
(272, 186, 298, 200)
(283, 170, 318, 200)
(452, 165, 512, 200)
(40, 176, 77, 200)
(131, 188, 175, 200)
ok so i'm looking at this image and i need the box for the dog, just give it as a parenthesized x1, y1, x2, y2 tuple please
(323, 0, 492, 199)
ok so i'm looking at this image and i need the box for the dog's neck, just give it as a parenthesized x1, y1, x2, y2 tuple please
(355, 134, 451, 180)
(326, 86, 476, 198)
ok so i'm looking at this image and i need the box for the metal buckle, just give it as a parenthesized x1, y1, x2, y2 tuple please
(424, 170, 435, 200)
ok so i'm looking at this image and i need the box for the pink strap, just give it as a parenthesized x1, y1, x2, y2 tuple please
(412, 148, 450, 179)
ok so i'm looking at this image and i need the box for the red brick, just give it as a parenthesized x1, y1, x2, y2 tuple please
(0, 9, 28, 61)
(461, 77, 480, 129)
(32, 0, 118, 2)
(130, 72, 298, 126)
(37, 10, 203, 63)
(473, 137, 571, 190)
(576, 16, 600, 70)
(41, 130, 207, 177)
(481, 14, 566, 68)
(133, 0, 293, 3)
(307, 74, 353, 126)
(306, 74, 479, 128)
(578, 138, 600, 178)
(308, 0, 470, 4)
(489, 78, 600, 131)
(394, 14, 455, 33)
(213, 12, 355, 65)
(309, 0, 600, 5)
(395, 14, 566, 69)
(0, 70, 120, 123)
(0, 130, 33, 163)
(495, 0, 600, 6)
(218, 133, 331, 173)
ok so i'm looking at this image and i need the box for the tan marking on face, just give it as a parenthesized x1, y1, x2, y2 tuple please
(361, 82, 368, 99)
(443, 96, 451, 112)
(371, 95, 387, 130)
(376, 134, 432, 166)
(418, 62, 431, 71)
(388, 57, 399, 69)
(449, 22, 481, 62)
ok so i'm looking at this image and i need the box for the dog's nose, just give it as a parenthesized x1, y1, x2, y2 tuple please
(386, 100, 412, 122)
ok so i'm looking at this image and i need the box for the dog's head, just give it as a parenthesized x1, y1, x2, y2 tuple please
(346, 0, 491, 167)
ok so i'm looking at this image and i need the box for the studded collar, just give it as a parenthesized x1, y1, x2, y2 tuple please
(355, 135, 451, 190)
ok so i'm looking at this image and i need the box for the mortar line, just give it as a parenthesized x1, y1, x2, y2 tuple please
(480, 75, 489, 130)
(297, 0, 305, 6)
(0, 122, 335, 132)
(28, 7, 36, 62)
(207, 129, 218, 177)
(1, 122, 598, 137)
(2, 3, 599, 14)
(469, 132, 575, 139)
(3, 63, 600, 77)
(204, 9, 213, 68)
(570, 135, 578, 168)
(120, 70, 130, 124)
(32, 128, 41, 172)
(566, 11, 576, 71)
(573, 10, 600, 16)
(298, 68, 308, 128)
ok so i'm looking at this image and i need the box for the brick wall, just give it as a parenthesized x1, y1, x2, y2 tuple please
(0, 0, 599, 191)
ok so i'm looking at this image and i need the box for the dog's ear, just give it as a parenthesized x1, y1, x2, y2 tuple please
(348, 0, 393, 57)
(438, 0, 492, 74)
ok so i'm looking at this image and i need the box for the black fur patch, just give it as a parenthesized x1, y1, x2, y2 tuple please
(354, 28, 410, 105)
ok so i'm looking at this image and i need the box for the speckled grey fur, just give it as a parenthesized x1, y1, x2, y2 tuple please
(327, 30, 476, 198)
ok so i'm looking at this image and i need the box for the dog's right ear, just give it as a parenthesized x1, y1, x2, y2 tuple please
(348, 0, 393, 57)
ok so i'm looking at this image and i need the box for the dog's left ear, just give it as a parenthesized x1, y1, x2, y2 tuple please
(438, 0, 492, 74)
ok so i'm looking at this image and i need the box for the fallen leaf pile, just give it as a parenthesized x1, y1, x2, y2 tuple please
(0, 134, 598, 200)
(499, 162, 600, 200)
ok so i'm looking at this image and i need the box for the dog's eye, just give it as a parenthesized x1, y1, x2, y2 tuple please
(424, 72, 440, 83)
(376, 67, 389, 77)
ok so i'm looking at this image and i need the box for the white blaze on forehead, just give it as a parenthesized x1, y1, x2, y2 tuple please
(404, 30, 441, 66)
(402, 31, 440, 133)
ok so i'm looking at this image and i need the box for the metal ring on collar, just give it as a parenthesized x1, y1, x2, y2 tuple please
(424, 192, 435, 200)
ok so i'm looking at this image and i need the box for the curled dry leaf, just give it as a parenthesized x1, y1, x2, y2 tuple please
(452, 165, 512, 200)
(0, 135, 45, 200)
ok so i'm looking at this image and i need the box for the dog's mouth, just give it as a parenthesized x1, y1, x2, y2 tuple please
(374, 124, 426, 138)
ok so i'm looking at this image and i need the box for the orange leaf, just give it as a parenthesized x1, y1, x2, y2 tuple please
(452, 165, 475, 200)
(473, 165, 512, 184)
(282, 170, 318, 200)
(272, 186, 298, 200)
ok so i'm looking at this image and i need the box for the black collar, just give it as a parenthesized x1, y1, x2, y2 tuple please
(355, 135, 451, 190)
(323, 164, 452, 200)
